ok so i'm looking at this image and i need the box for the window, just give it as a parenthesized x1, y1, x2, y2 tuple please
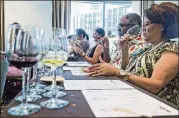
(70, 1, 141, 43)
(70, 1, 103, 40)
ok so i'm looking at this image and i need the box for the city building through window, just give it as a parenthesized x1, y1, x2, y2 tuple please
(70, 1, 141, 43)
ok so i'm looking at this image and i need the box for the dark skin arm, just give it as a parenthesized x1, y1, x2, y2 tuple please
(76, 44, 104, 64)
(101, 36, 111, 63)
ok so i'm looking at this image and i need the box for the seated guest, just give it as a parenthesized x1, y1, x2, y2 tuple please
(87, 2, 179, 106)
(68, 29, 90, 61)
(102, 13, 142, 67)
(75, 28, 105, 64)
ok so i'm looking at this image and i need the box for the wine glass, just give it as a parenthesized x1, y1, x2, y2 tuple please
(38, 30, 51, 76)
(37, 28, 51, 77)
(7, 29, 41, 116)
(14, 32, 42, 102)
(42, 28, 66, 93)
(40, 28, 69, 109)
(30, 27, 47, 89)
(29, 28, 51, 95)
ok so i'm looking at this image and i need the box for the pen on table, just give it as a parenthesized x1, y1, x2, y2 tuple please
(160, 106, 171, 113)
(110, 80, 116, 84)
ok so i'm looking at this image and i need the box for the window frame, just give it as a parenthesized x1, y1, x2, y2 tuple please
(71, 1, 143, 37)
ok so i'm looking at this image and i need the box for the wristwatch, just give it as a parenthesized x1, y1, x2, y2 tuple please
(119, 69, 130, 81)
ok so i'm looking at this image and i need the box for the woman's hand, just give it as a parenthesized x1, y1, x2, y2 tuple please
(87, 57, 120, 76)
(76, 47, 85, 57)
(101, 36, 109, 48)
(118, 34, 129, 50)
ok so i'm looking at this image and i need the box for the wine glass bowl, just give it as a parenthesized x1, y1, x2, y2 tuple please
(7, 29, 41, 116)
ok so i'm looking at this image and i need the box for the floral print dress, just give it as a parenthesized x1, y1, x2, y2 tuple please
(110, 35, 145, 68)
(126, 41, 179, 106)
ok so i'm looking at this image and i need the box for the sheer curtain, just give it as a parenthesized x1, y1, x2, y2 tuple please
(52, 0, 71, 33)
(0, 0, 5, 51)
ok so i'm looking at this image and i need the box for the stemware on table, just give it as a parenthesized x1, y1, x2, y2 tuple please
(7, 28, 41, 116)
(40, 28, 69, 109)
(14, 31, 43, 102)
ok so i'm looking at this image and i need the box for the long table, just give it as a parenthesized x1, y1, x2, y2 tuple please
(1, 71, 178, 118)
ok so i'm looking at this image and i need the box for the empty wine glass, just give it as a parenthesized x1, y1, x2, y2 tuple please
(30, 27, 47, 89)
(7, 29, 41, 116)
(40, 28, 69, 109)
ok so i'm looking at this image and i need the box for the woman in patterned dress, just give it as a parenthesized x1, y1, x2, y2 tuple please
(86, 2, 179, 106)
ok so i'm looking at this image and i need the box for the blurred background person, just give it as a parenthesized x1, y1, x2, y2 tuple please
(75, 28, 105, 64)
(68, 28, 90, 61)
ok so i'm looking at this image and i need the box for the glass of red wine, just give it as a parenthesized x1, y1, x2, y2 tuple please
(14, 31, 42, 103)
(7, 29, 41, 116)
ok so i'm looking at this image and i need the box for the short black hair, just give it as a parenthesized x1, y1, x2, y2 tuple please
(159, 2, 179, 39)
(124, 13, 142, 27)
(144, 3, 179, 39)
(95, 28, 105, 37)
(76, 28, 89, 41)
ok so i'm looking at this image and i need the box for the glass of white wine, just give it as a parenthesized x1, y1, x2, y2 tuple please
(40, 28, 69, 109)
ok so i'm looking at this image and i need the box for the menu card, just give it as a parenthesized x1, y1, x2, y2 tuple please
(64, 80, 134, 90)
(63, 66, 83, 71)
(82, 89, 178, 117)
(67, 62, 91, 67)
(70, 70, 87, 76)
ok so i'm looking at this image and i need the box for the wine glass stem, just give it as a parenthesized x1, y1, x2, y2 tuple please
(22, 68, 28, 104)
(43, 65, 45, 73)
(32, 64, 38, 86)
(52, 70, 57, 99)
(27, 67, 32, 92)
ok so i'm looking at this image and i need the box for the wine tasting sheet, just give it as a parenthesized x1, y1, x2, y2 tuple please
(82, 89, 178, 117)
(64, 80, 134, 90)
(66, 62, 91, 67)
